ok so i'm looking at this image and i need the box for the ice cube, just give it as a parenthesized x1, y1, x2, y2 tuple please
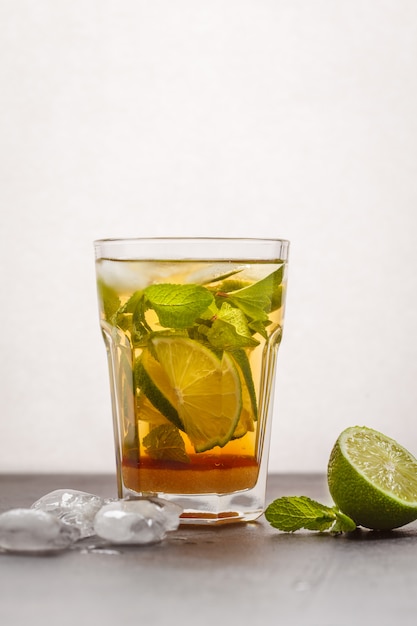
(94, 498, 182, 545)
(31, 489, 105, 538)
(147, 497, 183, 531)
(0, 508, 80, 553)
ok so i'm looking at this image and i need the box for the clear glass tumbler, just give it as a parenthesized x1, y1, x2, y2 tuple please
(94, 237, 289, 524)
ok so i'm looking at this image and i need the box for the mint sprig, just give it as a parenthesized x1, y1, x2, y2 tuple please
(102, 267, 285, 463)
(106, 266, 284, 353)
(265, 496, 356, 534)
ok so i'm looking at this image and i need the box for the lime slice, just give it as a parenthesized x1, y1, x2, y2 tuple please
(140, 337, 242, 453)
(136, 392, 172, 426)
(328, 426, 417, 530)
(231, 366, 255, 439)
(135, 357, 183, 430)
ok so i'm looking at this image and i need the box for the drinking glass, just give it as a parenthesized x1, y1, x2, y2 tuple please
(94, 237, 289, 524)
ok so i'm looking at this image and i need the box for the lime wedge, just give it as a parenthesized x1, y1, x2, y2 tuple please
(140, 337, 242, 453)
(328, 426, 417, 530)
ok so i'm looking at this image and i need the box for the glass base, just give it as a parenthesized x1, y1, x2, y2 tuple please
(121, 486, 266, 526)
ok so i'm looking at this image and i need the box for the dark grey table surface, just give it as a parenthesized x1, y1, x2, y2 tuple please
(1, 473, 416, 626)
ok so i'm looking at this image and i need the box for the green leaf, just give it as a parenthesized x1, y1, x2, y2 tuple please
(206, 303, 260, 351)
(271, 284, 283, 311)
(265, 496, 356, 533)
(197, 300, 219, 321)
(223, 266, 285, 319)
(144, 283, 214, 329)
(119, 290, 144, 315)
(331, 508, 357, 533)
(143, 424, 190, 463)
(217, 295, 268, 323)
(211, 279, 251, 292)
(110, 290, 150, 341)
(265, 497, 335, 532)
(131, 294, 153, 343)
(97, 280, 121, 323)
(248, 319, 271, 340)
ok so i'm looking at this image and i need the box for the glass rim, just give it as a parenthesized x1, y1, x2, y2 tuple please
(94, 236, 290, 261)
(94, 236, 289, 245)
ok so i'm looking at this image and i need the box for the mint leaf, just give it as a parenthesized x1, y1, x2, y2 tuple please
(271, 284, 283, 311)
(197, 300, 219, 321)
(206, 303, 259, 351)
(265, 496, 356, 533)
(131, 294, 153, 343)
(265, 496, 335, 532)
(97, 280, 121, 323)
(330, 509, 357, 533)
(109, 290, 152, 343)
(211, 279, 251, 292)
(248, 319, 271, 340)
(218, 294, 268, 323)
(143, 424, 190, 463)
(118, 290, 144, 315)
(222, 266, 284, 320)
(144, 284, 214, 329)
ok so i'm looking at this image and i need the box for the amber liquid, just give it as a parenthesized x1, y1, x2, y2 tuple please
(97, 259, 286, 499)
(122, 454, 259, 495)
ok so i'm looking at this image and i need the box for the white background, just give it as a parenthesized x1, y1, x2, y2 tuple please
(0, 1, 416, 475)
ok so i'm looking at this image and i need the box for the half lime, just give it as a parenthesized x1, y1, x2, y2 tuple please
(328, 425, 417, 530)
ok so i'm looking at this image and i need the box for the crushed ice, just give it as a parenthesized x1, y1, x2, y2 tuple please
(31, 489, 105, 538)
(0, 489, 182, 555)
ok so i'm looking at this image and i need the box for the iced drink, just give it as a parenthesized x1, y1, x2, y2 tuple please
(95, 238, 289, 524)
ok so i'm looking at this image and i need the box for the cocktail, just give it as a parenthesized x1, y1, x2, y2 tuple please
(94, 238, 289, 524)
